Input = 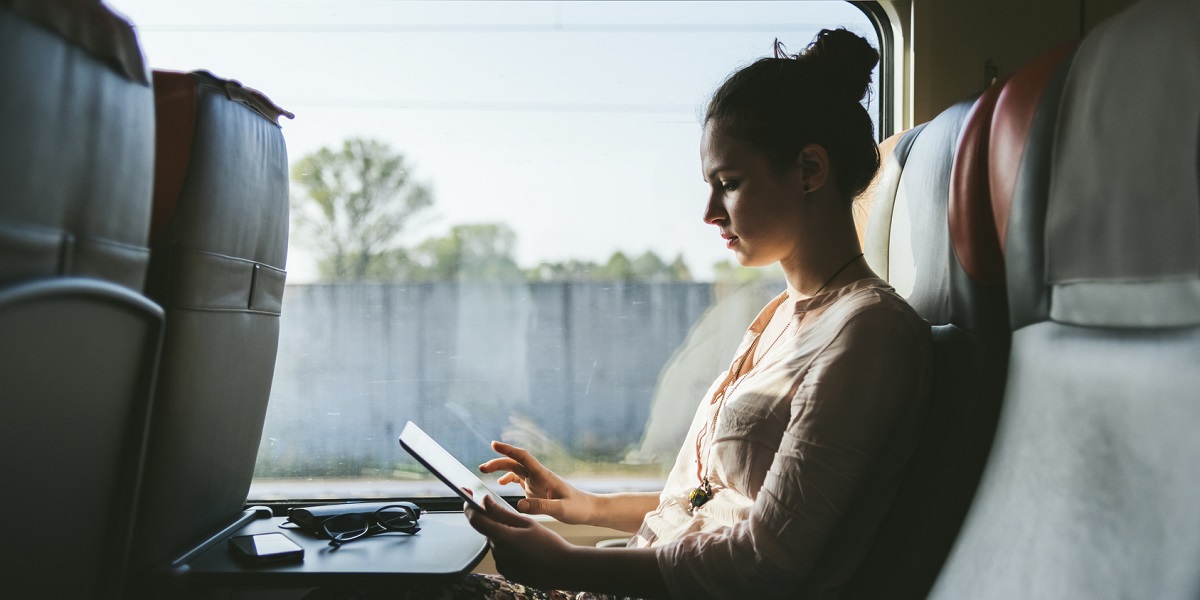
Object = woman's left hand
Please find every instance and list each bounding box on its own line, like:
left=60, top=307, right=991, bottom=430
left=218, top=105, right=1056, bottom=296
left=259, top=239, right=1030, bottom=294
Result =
left=464, top=493, right=579, bottom=590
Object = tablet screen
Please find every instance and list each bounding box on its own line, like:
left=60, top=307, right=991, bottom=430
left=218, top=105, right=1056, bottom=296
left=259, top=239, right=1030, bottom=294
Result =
left=399, top=421, right=515, bottom=513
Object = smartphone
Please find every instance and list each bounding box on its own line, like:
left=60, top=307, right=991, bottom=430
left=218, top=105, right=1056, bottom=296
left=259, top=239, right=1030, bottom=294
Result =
left=228, top=532, right=305, bottom=564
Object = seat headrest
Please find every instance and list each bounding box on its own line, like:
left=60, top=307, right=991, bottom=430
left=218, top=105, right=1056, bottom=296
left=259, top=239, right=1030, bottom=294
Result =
left=949, top=43, right=1076, bottom=293
left=1043, top=0, right=1200, bottom=328
left=874, top=100, right=974, bottom=325
left=862, top=127, right=922, bottom=279
left=989, top=44, right=1074, bottom=256
left=949, top=78, right=1007, bottom=288
left=1, top=0, right=149, bottom=85
left=150, top=69, right=293, bottom=248
left=0, top=2, right=154, bottom=291
left=189, top=70, right=295, bottom=125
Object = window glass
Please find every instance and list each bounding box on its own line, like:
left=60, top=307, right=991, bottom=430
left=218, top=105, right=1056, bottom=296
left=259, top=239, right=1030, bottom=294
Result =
left=107, top=0, right=883, bottom=501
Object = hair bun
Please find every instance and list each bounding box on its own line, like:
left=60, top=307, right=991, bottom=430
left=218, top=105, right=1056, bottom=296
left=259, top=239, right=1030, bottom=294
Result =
left=799, top=28, right=879, bottom=103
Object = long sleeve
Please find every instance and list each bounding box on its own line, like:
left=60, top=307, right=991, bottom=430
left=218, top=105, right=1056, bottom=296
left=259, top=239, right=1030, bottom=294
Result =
left=654, top=302, right=932, bottom=599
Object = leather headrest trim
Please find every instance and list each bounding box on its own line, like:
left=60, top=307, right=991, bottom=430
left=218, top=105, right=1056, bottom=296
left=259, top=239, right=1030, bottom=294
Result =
left=989, top=43, right=1074, bottom=254
left=191, top=70, right=295, bottom=125
left=949, top=79, right=1007, bottom=287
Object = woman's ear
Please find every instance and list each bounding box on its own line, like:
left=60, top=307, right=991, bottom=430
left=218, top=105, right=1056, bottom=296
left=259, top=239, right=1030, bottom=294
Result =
left=795, top=144, right=831, bottom=193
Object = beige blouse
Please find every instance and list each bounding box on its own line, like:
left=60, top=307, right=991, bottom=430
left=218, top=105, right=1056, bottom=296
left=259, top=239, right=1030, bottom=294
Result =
left=631, top=277, right=932, bottom=599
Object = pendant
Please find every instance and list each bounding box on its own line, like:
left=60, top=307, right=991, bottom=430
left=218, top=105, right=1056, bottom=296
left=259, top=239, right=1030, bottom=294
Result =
left=689, top=481, right=713, bottom=508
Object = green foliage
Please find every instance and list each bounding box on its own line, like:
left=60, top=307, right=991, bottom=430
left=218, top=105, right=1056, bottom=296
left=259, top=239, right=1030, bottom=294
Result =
left=291, top=137, right=700, bottom=283
left=526, top=251, right=693, bottom=282
left=669, top=254, right=692, bottom=281
left=712, top=259, right=782, bottom=284
left=387, top=223, right=525, bottom=282
left=290, top=138, right=433, bottom=280
left=601, top=251, right=634, bottom=281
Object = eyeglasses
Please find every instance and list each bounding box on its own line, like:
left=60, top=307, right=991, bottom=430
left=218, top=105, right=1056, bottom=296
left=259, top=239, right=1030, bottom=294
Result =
left=321, top=504, right=421, bottom=547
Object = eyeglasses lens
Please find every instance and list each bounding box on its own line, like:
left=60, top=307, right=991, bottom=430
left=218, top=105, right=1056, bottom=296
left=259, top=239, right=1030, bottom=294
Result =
left=323, top=513, right=371, bottom=543
left=376, top=505, right=419, bottom=532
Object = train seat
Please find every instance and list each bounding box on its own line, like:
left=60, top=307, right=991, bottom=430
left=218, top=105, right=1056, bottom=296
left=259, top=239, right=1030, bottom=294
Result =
left=0, top=0, right=155, bottom=291
left=127, top=69, right=293, bottom=583
left=843, top=87, right=1014, bottom=597
left=0, top=1, right=160, bottom=598
left=928, top=0, right=1200, bottom=597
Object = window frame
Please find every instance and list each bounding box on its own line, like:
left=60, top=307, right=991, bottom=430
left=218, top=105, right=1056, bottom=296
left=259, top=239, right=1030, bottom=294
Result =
left=851, top=1, right=896, bottom=138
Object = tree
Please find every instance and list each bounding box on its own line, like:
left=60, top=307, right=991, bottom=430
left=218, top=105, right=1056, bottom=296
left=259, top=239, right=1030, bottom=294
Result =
left=525, top=259, right=601, bottom=282
left=395, top=223, right=524, bottom=282
left=712, top=259, right=785, bottom=288
left=631, top=250, right=669, bottom=282
left=631, top=250, right=693, bottom=282
left=290, top=138, right=433, bottom=280
left=668, top=253, right=693, bottom=281
left=524, top=251, right=693, bottom=282
left=597, top=251, right=634, bottom=281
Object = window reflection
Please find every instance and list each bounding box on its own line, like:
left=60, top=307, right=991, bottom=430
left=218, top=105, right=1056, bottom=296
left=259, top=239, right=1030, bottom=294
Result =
left=105, top=0, right=881, bottom=500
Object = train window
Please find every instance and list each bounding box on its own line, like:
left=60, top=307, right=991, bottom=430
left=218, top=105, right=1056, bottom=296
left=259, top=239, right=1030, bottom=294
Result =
left=108, top=1, right=887, bottom=502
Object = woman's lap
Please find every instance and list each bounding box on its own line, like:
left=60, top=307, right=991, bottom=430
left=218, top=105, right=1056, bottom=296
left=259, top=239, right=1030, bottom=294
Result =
left=303, top=573, right=628, bottom=600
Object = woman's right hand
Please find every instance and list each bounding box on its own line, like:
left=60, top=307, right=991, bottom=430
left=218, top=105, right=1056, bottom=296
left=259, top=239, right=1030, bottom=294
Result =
left=479, top=441, right=598, bottom=525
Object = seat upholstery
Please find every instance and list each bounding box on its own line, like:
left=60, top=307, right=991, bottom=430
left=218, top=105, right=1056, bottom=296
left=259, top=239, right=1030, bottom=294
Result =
left=929, top=0, right=1200, bottom=597
left=0, top=280, right=162, bottom=598
left=845, top=95, right=1014, bottom=599
left=128, top=70, right=292, bottom=578
left=0, top=0, right=154, bottom=289
left=0, top=2, right=160, bottom=597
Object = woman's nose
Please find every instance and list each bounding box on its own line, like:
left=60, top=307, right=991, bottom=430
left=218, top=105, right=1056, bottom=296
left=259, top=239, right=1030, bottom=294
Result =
left=703, top=191, right=725, bottom=224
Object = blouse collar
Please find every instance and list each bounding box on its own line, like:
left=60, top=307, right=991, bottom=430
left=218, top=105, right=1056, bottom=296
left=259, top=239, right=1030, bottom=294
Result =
left=749, top=276, right=890, bottom=335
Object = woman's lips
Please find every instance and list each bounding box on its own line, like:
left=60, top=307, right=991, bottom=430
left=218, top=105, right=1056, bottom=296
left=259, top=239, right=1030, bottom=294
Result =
left=722, top=234, right=738, bottom=249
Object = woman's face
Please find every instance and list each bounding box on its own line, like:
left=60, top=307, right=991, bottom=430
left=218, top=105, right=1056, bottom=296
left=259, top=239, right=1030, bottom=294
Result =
left=701, top=123, right=808, bottom=268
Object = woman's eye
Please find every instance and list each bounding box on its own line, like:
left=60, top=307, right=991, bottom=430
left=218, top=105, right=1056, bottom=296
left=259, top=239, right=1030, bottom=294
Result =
left=721, top=180, right=740, bottom=192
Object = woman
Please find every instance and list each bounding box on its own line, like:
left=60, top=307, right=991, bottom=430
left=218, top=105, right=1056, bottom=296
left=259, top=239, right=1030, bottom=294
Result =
left=462, top=28, right=931, bottom=599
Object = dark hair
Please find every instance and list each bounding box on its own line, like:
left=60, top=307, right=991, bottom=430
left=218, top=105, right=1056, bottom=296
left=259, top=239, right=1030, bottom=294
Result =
left=704, top=28, right=881, bottom=200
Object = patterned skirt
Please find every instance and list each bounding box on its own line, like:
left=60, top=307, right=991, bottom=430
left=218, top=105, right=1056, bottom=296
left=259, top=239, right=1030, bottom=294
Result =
left=303, top=573, right=634, bottom=600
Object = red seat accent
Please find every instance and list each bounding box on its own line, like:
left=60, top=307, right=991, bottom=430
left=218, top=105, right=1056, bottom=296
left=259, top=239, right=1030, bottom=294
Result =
left=988, top=43, right=1073, bottom=253
left=149, top=71, right=198, bottom=247
left=950, top=78, right=1007, bottom=287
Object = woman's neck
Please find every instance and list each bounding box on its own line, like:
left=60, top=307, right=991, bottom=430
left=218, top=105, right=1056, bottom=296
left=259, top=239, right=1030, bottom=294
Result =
left=781, top=210, right=870, bottom=298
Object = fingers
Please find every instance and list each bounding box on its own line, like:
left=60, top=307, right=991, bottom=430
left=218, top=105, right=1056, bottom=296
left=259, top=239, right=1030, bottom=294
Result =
left=515, top=497, right=563, bottom=520
left=497, top=472, right=525, bottom=487
left=464, top=501, right=501, bottom=537
left=492, top=441, right=543, bottom=470
left=466, top=494, right=529, bottom=536
left=463, top=489, right=490, bottom=532
left=479, top=457, right=529, bottom=479
left=483, top=494, right=529, bottom=527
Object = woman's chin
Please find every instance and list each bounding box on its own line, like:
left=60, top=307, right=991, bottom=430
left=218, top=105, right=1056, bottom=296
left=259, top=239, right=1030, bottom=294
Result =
left=734, top=254, right=771, bottom=269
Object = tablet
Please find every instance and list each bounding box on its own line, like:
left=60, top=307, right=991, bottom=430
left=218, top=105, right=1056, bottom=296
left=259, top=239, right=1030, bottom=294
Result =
left=399, top=421, right=515, bottom=513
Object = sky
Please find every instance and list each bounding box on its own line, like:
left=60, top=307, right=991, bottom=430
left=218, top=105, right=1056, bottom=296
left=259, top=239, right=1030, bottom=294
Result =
left=104, top=1, right=878, bottom=282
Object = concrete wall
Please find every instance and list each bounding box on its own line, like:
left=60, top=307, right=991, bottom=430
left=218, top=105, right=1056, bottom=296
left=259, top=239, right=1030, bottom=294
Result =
left=257, top=281, right=721, bottom=476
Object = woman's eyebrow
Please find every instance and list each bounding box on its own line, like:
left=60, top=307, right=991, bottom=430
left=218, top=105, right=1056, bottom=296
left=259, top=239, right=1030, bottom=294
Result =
left=705, top=165, right=731, bottom=181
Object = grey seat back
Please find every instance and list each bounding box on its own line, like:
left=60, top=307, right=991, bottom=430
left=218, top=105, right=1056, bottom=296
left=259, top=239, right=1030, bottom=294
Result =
left=128, top=70, right=292, bottom=576
left=0, top=2, right=159, bottom=597
left=0, top=0, right=154, bottom=289
left=844, top=95, right=1014, bottom=598
left=929, top=0, right=1200, bottom=597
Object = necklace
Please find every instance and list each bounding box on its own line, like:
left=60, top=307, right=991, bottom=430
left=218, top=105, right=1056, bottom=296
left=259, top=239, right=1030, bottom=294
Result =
left=688, top=252, right=864, bottom=510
